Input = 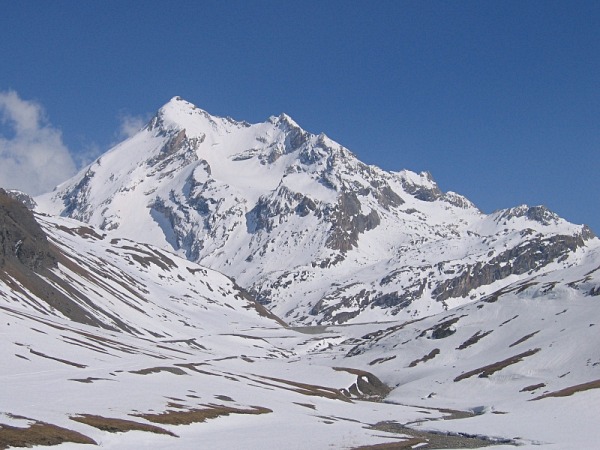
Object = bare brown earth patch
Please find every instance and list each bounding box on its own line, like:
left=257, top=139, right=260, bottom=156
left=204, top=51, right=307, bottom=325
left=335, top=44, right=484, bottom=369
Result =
left=346, top=317, right=428, bottom=357
left=60, top=336, right=112, bottom=355
left=252, top=374, right=352, bottom=402
left=70, top=377, right=114, bottom=384
left=235, top=287, right=289, bottom=327
left=509, top=331, right=540, bottom=348
left=29, top=349, right=87, bottom=368
left=135, top=404, right=272, bottom=425
left=174, top=363, right=221, bottom=376
left=454, top=348, right=541, bottom=382
left=70, top=414, right=176, bottom=436
left=369, top=355, right=397, bottom=365
left=409, top=349, right=440, bottom=367
left=293, top=402, right=317, bottom=410
left=457, top=330, right=493, bottom=350
left=0, top=416, right=96, bottom=449
left=425, top=317, right=463, bottom=339
left=56, top=225, right=104, bottom=240
left=520, top=383, right=546, bottom=392
left=120, top=244, right=177, bottom=272
left=352, top=439, right=430, bottom=449
left=129, top=366, right=188, bottom=375
left=166, top=402, right=188, bottom=410
left=531, top=378, right=600, bottom=400
left=498, top=315, right=519, bottom=327
left=221, top=333, right=268, bottom=341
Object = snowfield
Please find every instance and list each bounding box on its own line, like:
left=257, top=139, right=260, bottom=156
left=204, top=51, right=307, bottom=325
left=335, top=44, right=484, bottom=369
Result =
left=1, top=204, right=599, bottom=448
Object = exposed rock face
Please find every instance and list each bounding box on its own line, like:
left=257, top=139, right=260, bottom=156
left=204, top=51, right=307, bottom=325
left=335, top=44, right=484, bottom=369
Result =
left=146, top=129, right=202, bottom=177
left=6, top=189, right=38, bottom=210
left=247, top=186, right=308, bottom=234
left=325, top=192, right=380, bottom=253
left=61, top=168, right=95, bottom=221
left=0, top=189, right=54, bottom=271
left=496, top=205, right=560, bottom=226
left=432, top=234, right=588, bottom=302
left=581, top=225, right=597, bottom=240
left=399, top=171, right=442, bottom=202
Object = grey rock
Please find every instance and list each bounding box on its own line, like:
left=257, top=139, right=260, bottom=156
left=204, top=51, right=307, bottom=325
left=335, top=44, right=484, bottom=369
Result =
left=0, top=189, right=55, bottom=271
left=433, top=234, right=585, bottom=302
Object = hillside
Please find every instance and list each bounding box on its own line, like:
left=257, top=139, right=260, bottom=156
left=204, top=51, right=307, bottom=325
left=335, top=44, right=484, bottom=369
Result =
left=1, top=188, right=600, bottom=448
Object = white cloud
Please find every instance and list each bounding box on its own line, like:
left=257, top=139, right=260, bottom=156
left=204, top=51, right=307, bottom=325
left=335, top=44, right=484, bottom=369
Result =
left=73, top=141, right=103, bottom=169
left=0, top=91, right=77, bottom=196
left=117, top=113, right=147, bottom=140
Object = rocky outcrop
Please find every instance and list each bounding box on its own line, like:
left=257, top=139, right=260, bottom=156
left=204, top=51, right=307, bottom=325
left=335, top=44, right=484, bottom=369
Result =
left=495, top=205, right=561, bottom=226
left=147, top=129, right=201, bottom=178
left=432, top=234, right=586, bottom=302
left=0, top=189, right=111, bottom=329
left=399, top=171, right=442, bottom=202
left=6, top=190, right=38, bottom=210
left=0, top=189, right=54, bottom=271
left=325, top=192, right=380, bottom=252
left=61, top=168, right=95, bottom=221
left=246, top=186, right=308, bottom=234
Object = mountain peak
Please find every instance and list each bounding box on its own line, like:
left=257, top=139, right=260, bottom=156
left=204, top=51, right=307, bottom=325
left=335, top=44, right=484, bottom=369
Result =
left=169, top=95, right=185, bottom=103
left=278, top=112, right=299, bottom=127
left=159, top=95, right=200, bottom=115
left=147, top=96, right=234, bottom=137
left=158, top=96, right=205, bottom=119
left=34, top=97, right=598, bottom=326
left=267, top=112, right=301, bottom=131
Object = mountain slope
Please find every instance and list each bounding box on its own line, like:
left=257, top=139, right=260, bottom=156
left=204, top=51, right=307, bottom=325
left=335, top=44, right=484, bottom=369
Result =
left=36, top=97, right=598, bottom=325
left=2, top=190, right=600, bottom=448
left=1, top=189, right=282, bottom=337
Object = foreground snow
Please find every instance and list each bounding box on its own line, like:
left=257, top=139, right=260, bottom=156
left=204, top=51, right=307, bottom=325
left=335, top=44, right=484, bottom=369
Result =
left=1, top=213, right=599, bottom=448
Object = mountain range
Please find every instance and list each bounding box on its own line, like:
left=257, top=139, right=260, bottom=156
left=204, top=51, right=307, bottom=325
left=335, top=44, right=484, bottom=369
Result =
left=36, top=96, right=597, bottom=325
left=1, top=97, right=599, bottom=449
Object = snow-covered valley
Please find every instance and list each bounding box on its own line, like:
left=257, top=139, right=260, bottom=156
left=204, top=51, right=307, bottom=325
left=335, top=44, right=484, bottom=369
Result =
left=2, top=204, right=599, bottom=448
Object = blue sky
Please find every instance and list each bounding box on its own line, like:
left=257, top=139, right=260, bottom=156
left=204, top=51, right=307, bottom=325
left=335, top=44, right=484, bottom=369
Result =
left=1, top=1, right=598, bottom=232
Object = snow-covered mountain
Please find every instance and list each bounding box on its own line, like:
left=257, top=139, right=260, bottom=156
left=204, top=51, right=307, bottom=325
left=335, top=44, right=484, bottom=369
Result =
left=2, top=187, right=600, bottom=449
left=36, top=96, right=598, bottom=326
left=2, top=96, right=598, bottom=448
